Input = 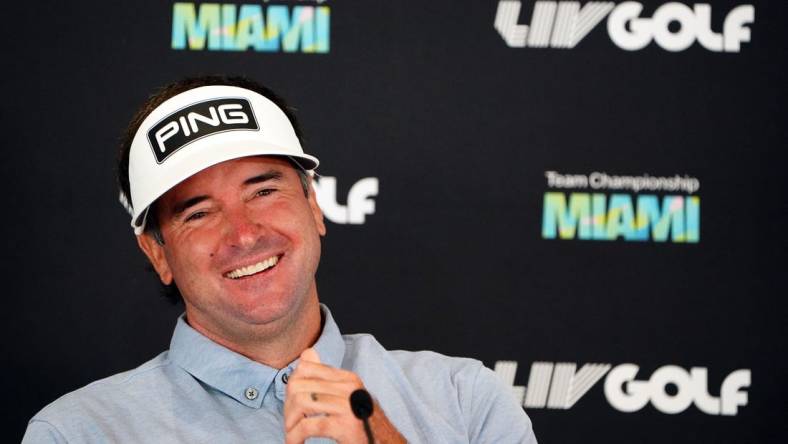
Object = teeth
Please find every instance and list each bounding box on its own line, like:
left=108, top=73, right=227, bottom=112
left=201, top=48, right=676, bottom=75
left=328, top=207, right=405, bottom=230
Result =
left=225, top=256, right=279, bottom=279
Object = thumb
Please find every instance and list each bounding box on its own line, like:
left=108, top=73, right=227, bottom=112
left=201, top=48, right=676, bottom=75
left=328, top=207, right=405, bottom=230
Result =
left=300, top=347, right=322, bottom=364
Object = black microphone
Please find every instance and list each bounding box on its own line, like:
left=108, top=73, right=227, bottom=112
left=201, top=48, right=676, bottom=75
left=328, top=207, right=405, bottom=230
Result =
left=350, top=389, right=375, bottom=444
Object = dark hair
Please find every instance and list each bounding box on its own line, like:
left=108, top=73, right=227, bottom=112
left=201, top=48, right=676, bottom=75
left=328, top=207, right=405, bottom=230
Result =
left=117, top=75, right=309, bottom=304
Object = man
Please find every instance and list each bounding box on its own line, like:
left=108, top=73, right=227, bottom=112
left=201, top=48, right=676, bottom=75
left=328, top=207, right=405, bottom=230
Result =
left=23, top=76, right=537, bottom=443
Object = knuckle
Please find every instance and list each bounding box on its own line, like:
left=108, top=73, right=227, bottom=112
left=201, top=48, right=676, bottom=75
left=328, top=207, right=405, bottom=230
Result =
left=291, top=391, right=305, bottom=405
left=286, top=377, right=303, bottom=392
left=316, top=419, right=330, bottom=436
left=346, top=371, right=362, bottom=385
left=345, top=380, right=362, bottom=392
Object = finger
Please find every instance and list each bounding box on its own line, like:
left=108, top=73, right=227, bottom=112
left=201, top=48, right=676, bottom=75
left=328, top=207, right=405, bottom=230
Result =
left=283, top=391, right=349, bottom=431
left=285, top=415, right=332, bottom=444
left=291, top=359, right=362, bottom=383
left=286, top=378, right=361, bottom=399
left=285, top=413, right=363, bottom=444
left=300, top=347, right=321, bottom=364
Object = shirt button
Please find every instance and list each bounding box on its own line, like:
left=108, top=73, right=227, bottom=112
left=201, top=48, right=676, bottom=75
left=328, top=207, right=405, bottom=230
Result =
left=282, top=373, right=289, bottom=384
left=245, top=387, right=259, bottom=400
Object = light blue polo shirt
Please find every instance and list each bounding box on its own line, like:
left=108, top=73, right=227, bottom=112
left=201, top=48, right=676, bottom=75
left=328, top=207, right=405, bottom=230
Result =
left=23, top=305, right=536, bottom=443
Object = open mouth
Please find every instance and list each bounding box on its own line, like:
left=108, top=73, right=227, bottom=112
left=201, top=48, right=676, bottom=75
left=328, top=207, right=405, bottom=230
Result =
left=224, top=255, right=281, bottom=279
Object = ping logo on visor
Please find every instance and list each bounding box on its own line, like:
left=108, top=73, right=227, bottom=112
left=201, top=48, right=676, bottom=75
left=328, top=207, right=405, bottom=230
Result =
left=147, top=97, right=259, bottom=163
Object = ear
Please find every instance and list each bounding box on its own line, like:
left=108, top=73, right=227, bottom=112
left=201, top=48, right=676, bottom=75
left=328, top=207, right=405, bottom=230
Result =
left=307, top=177, right=326, bottom=237
left=136, top=234, right=174, bottom=285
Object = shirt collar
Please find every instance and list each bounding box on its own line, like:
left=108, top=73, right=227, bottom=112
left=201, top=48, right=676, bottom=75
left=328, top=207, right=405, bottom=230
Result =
left=169, top=303, right=346, bottom=407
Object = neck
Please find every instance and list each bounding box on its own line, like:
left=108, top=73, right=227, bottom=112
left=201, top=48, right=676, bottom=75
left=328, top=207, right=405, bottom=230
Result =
left=184, top=291, right=323, bottom=369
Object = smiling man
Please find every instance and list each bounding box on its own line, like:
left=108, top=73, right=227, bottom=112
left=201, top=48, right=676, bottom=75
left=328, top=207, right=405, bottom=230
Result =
left=22, top=76, right=537, bottom=443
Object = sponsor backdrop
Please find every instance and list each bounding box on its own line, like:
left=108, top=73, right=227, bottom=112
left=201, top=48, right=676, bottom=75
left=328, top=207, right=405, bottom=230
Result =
left=4, top=0, right=786, bottom=442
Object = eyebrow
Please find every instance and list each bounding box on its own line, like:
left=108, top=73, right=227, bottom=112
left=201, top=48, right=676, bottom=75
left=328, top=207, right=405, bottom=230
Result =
left=243, top=170, right=283, bottom=186
left=171, top=195, right=210, bottom=217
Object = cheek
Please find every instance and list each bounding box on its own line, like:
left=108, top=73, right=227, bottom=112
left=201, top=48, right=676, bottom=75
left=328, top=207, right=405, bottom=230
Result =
left=165, top=233, right=220, bottom=276
left=284, top=211, right=322, bottom=246
left=285, top=209, right=323, bottom=261
left=258, top=201, right=308, bottom=236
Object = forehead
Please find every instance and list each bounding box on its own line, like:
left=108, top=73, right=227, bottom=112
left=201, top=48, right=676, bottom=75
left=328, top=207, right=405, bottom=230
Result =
left=161, top=156, right=297, bottom=202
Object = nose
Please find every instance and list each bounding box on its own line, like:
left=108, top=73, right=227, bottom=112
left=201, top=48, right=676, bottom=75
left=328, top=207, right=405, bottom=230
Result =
left=222, top=205, right=263, bottom=249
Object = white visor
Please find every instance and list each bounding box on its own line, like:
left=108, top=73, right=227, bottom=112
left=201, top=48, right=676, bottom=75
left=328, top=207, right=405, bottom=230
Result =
left=126, top=85, right=319, bottom=235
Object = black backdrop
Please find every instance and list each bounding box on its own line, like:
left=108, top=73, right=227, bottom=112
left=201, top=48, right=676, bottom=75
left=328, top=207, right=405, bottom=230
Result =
left=4, top=1, right=787, bottom=442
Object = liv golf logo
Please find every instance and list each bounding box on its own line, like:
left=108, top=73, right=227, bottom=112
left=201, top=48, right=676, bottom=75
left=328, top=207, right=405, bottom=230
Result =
left=541, top=171, right=700, bottom=243
left=494, top=1, right=754, bottom=52
left=495, top=361, right=751, bottom=415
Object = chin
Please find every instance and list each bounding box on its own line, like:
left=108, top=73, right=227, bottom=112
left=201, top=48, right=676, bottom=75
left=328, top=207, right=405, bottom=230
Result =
left=227, top=291, right=303, bottom=325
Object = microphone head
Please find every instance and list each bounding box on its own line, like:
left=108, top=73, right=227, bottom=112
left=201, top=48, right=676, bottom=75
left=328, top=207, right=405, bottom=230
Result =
left=350, top=389, right=374, bottom=419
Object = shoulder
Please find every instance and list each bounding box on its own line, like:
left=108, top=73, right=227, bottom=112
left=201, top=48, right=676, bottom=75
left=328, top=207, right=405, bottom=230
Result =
left=25, top=352, right=174, bottom=439
left=342, top=333, right=492, bottom=413
left=343, top=332, right=484, bottom=378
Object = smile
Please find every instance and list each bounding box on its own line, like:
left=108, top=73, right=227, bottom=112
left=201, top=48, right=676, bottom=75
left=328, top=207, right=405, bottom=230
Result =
left=224, top=255, right=280, bottom=279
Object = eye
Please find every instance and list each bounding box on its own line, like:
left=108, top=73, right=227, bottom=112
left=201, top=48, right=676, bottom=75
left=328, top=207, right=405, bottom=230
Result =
left=255, top=188, right=276, bottom=197
left=184, top=211, right=208, bottom=222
